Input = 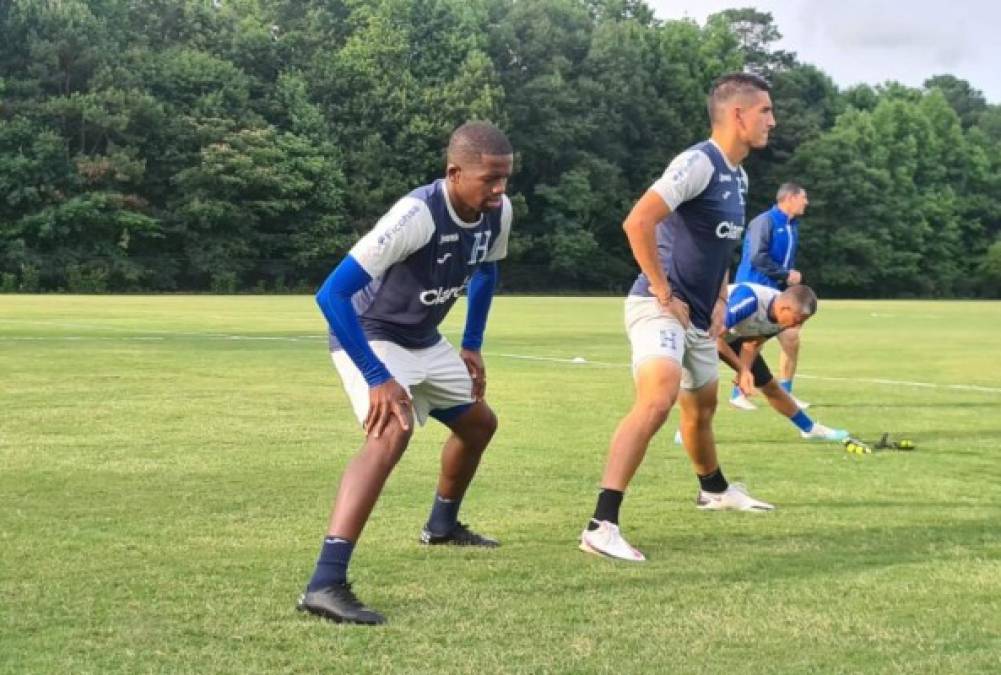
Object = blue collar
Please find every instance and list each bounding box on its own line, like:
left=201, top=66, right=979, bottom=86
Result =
left=770, top=205, right=797, bottom=227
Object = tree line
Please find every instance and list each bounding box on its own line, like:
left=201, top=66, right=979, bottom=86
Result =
left=2, top=0, right=1000, bottom=297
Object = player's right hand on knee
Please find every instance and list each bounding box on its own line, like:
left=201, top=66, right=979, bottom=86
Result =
left=365, top=379, right=411, bottom=438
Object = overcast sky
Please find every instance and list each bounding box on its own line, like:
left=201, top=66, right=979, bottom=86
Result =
left=648, top=0, right=1001, bottom=103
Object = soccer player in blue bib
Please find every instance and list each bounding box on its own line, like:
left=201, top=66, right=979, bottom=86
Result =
left=581, top=73, right=777, bottom=563
left=732, top=182, right=810, bottom=410
left=298, top=122, right=513, bottom=624
left=719, top=282, right=849, bottom=442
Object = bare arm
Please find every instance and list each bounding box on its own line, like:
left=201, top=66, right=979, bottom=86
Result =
left=709, top=270, right=729, bottom=338
left=623, top=191, right=690, bottom=325
left=623, top=190, right=671, bottom=304
left=717, top=335, right=744, bottom=373
left=717, top=336, right=766, bottom=396
left=739, top=338, right=765, bottom=369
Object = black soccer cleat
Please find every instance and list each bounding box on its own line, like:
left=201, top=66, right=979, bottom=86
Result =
left=419, top=522, right=499, bottom=547
left=297, top=583, right=385, bottom=625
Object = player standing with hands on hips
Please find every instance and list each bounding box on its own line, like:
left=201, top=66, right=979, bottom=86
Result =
left=299, top=122, right=513, bottom=624
left=581, top=73, right=778, bottom=563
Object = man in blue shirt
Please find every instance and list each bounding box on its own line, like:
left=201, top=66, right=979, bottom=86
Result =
left=580, top=73, right=777, bottom=564
left=299, top=122, right=513, bottom=625
left=732, top=182, right=810, bottom=410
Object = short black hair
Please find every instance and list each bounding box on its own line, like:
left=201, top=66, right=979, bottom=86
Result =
left=447, top=121, right=513, bottom=165
left=785, top=284, right=818, bottom=317
left=776, top=182, right=805, bottom=202
left=707, top=72, right=771, bottom=124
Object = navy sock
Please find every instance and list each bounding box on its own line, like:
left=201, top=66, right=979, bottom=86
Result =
left=698, top=468, right=728, bottom=494
left=589, top=488, right=624, bottom=529
left=779, top=379, right=793, bottom=394
left=790, top=410, right=813, bottom=433
left=427, top=493, right=462, bottom=535
left=307, top=537, right=354, bottom=591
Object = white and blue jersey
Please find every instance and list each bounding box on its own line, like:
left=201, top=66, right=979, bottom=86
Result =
left=317, top=179, right=511, bottom=386
left=724, top=282, right=782, bottom=341
left=735, top=205, right=798, bottom=289
left=629, top=140, right=748, bottom=330
left=337, top=180, right=511, bottom=350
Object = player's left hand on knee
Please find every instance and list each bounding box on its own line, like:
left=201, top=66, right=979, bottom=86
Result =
left=460, top=349, right=487, bottom=401
left=365, top=378, right=411, bottom=438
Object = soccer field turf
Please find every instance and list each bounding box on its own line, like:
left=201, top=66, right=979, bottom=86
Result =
left=2, top=295, right=1000, bottom=673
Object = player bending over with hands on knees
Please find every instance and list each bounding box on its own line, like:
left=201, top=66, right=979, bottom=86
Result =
left=718, top=282, right=848, bottom=442
left=298, top=121, right=513, bottom=625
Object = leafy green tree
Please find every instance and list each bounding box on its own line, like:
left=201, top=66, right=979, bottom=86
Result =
left=842, top=84, right=880, bottom=112
left=0, top=0, right=997, bottom=296
left=0, top=116, right=159, bottom=290
left=979, top=237, right=1001, bottom=297
left=789, top=89, right=985, bottom=296
left=924, top=75, right=988, bottom=129
left=169, top=126, right=347, bottom=289
left=706, top=8, right=795, bottom=77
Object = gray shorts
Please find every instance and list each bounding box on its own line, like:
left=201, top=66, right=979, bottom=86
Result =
left=624, top=296, right=719, bottom=390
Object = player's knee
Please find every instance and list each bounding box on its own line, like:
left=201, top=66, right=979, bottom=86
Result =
left=692, top=402, right=717, bottom=423
left=369, top=426, right=413, bottom=467
left=636, top=397, right=674, bottom=431
left=480, top=407, right=498, bottom=440
left=760, top=379, right=781, bottom=396
left=781, top=333, right=800, bottom=351
left=450, top=404, right=497, bottom=452
left=395, top=423, right=415, bottom=447
left=682, top=400, right=717, bottom=425
left=467, top=406, right=498, bottom=451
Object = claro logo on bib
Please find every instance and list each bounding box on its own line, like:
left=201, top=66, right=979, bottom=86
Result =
left=715, top=221, right=744, bottom=240
left=419, top=276, right=470, bottom=306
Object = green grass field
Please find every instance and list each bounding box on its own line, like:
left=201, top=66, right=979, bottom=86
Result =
left=2, top=295, right=1001, bottom=674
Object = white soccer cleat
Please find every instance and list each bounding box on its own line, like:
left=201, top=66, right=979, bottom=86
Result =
left=790, top=395, right=811, bottom=410
left=696, top=482, right=775, bottom=512
left=674, top=429, right=683, bottom=445
left=801, top=423, right=849, bottom=442
left=579, top=520, right=646, bottom=562
left=728, top=393, right=758, bottom=411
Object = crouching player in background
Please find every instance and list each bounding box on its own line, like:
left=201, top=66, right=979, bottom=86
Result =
left=719, top=282, right=849, bottom=442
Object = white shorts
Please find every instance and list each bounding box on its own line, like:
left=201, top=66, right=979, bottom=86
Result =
left=331, top=338, right=474, bottom=427
left=625, top=296, right=719, bottom=391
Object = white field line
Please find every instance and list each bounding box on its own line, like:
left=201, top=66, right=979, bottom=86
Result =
left=792, top=374, right=1001, bottom=394
left=486, top=352, right=1001, bottom=395
left=0, top=318, right=325, bottom=340
left=488, top=352, right=623, bottom=368
left=0, top=318, right=232, bottom=336
left=0, top=335, right=325, bottom=341
left=1, top=330, right=998, bottom=395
